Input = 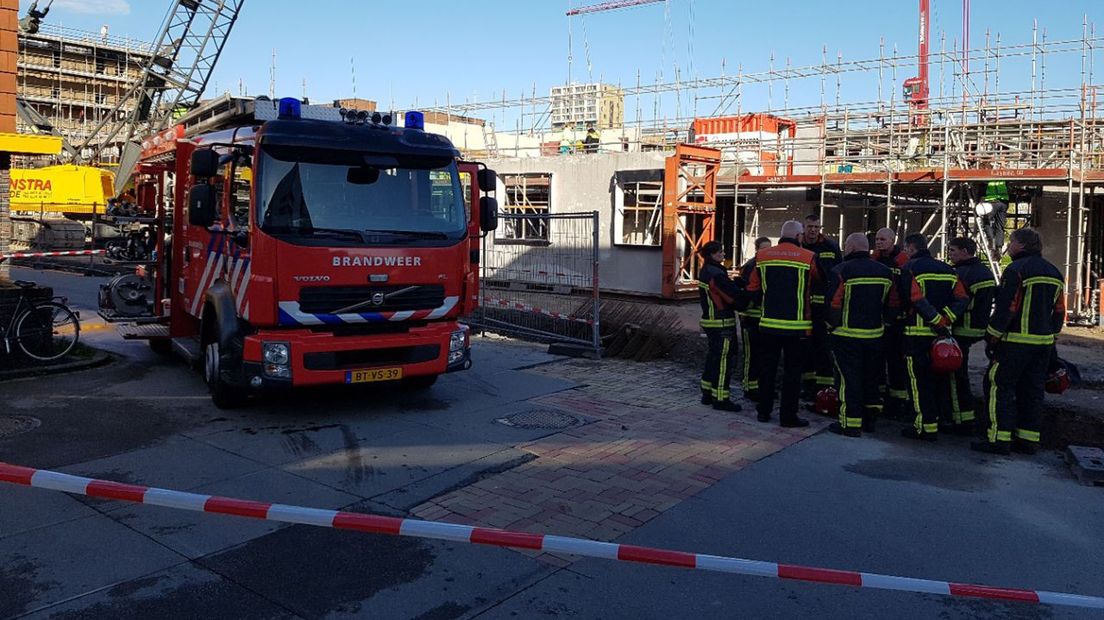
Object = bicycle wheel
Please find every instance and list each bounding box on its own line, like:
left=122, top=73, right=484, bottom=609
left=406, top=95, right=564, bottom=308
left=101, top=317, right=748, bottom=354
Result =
left=15, top=301, right=80, bottom=361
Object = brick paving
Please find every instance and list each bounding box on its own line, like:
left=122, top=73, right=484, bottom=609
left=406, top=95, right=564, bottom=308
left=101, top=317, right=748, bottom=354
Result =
left=410, top=357, right=827, bottom=564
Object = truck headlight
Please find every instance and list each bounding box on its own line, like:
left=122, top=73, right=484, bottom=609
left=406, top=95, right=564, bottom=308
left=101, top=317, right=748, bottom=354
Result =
left=449, top=327, right=469, bottom=352
left=263, top=342, right=289, bottom=365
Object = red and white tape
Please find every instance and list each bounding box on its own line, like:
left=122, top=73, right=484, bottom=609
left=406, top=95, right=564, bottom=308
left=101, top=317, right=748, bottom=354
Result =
left=483, top=296, right=594, bottom=326
left=1, top=462, right=1100, bottom=610
left=0, top=250, right=104, bottom=261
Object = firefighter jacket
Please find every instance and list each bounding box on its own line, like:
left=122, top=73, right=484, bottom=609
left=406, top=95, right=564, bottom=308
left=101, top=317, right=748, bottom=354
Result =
left=986, top=249, right=1065, bottom=345
left=952, top=256, right=997, bottom=338
left=873, top=246, right=909, bottom=276
left=746, top=238, right=820, bottom=335
left=825, top=251, right=900, bottom=339
left=735, top=256, right=761, bottom=321
left=802, top=234, right=842, bottom=306
left=900, top=248, right=970, bottom=337
left=698, top=257, right=742, bottom=329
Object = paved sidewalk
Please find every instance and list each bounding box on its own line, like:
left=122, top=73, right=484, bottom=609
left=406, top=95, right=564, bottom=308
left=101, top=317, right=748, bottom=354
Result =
left=412, top=357, right=827, bottom=565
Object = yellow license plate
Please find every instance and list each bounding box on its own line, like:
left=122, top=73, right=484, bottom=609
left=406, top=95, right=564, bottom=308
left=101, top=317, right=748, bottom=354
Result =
left=346, top=367, right=403, bottom=383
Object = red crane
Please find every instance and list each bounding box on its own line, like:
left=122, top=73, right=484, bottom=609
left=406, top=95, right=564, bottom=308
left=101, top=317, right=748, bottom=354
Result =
left=566, top=0, right=664, bottom=16
left=904, top=0, right=931, bottom=124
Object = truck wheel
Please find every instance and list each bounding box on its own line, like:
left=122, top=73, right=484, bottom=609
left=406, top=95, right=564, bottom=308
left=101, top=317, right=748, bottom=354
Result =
left=204, top=337, right=246, bottom=409
left=401, top=375, right=438, bottom=391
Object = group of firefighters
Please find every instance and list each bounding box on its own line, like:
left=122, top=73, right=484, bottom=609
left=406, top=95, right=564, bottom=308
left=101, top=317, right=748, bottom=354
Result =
left=697, top=214, right=1066, bottom=455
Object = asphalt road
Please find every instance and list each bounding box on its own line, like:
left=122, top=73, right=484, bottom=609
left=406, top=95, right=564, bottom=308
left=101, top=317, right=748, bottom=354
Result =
left=1, top=268, right=1101, bottom=619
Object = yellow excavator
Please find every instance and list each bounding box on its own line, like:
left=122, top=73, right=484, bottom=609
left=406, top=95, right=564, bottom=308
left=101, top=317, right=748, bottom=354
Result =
left=9, top=165, right=116, bottom=250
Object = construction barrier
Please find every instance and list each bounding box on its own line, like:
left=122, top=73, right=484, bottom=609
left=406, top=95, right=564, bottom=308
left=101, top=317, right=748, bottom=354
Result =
left=0, top=462, right=1101, bottom=610
left=0, top=249, right=104, bottom=263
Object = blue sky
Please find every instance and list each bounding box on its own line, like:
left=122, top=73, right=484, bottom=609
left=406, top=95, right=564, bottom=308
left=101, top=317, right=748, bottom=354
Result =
left=24, top=1, right=1104, bottom=126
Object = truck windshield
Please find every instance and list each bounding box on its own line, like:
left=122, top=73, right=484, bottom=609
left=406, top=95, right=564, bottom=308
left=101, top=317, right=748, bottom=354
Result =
left=257, top=145, right=467, bottom=246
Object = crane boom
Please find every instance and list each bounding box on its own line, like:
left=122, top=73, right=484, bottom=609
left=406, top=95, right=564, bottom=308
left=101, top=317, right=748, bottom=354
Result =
left=566, top=0, right=664, bottom=17
left=75, top=0, right=245, bottom=195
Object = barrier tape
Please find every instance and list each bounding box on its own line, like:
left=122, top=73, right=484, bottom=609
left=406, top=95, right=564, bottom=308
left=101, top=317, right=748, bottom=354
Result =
left=1, top=462, right=1100, bottom=610
left=483, top=296, right=595, bottom=326
left=0, top=250, right=104, bottom=262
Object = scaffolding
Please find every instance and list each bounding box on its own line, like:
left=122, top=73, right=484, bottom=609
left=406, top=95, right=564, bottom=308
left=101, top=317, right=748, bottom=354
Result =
left=428, top=19, right=1104, bottom=320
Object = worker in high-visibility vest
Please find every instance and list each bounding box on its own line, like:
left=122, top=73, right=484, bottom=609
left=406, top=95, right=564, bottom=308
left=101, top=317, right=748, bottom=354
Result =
left=697, top=241, right=744, bottom=412
left=975, top=228, right=1065, bottom=455
left=735, top=236, right=772, bottom=403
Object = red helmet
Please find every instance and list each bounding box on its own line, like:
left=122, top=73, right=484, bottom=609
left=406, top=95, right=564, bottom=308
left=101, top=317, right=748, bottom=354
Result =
left=930, top=337, right=963, bottom=375
left=815, top=387, right=839, bottom=416
left=1045, top=366, right=1071, bottom=394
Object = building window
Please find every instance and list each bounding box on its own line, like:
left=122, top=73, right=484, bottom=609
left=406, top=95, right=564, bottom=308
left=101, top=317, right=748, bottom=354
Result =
left=95, top=93, right=106, bottom=104
left=615, top=178, right=663, bottom=246
left=51, top=87, right=60, bottom=100
left=498, top=173, right=551, bottom=243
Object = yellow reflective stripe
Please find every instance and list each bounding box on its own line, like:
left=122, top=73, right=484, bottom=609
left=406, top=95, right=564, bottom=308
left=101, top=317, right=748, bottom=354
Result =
left=906, top=356, right=923, bottom=432
left=950, top=374, right=962, bottom=424
left=1003, top=332, right=1055, bottom=345
left=994, top=430, right=1012, bottom=441
left=922, top=423, right=939, bottom=433
left=1022, top=276, right=1064, bottom=289
left=759, top=260, right=811, bottom=270
left=700, top=318, right=738, bottom=328
left=905, top=326, right=936, bottom=336
left=987, top=362, right=1000, bottom=443
left=953, top=327, right=986, bottom=337
left=797, top=267, right=807, bottom=317
left=833, top=355, right=848, bottom=427
left=835, top=327, right=884, bottom=339
left=1021, top=283, right=1033, bottom=336
left=889, top=389, right=909, bottom=400
left=986, top=325, right=1004, bottom=339
left=970, top=280, right=996, bottom=293
left=942, top=307, right=958, bottom=322
left=716, top=336, right=731, bottom=400
left=1016, top=428, right=1040, bottom=442
left=810, top=294, right=826, bottom=304
left=701, top=380, right=713, bottom=390
left=915, top=274, right=959, bottom=283
left=742, top=327, right=752, bottom=389
left=760, top=317, right=812, bottom=330
left=816, top=375, right=834, bottom=386
left=819, top=251, right=838, bottom=259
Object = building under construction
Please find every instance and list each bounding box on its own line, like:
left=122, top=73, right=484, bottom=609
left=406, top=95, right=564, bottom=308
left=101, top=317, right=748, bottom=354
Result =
left=443, top=5, right=1103, bottom=324
left=16, top=23, right=153, bottom=164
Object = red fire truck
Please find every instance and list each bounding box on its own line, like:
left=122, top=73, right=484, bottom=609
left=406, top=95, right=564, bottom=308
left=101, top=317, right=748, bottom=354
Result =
left=100, top=98, right=498, bottom=407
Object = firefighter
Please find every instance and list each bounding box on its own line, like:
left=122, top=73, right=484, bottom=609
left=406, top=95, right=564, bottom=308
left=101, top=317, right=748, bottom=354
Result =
left=872, top=227, right=910, bottom=419
left=800, top=213, right=842, bottom=395
left=735, top=236, right=772, bottom=403
left=947, top=237, right=997, bottom=434
left=746, top=221, right=817, bottom=428
left=826, top=233, right=899, bottom=437
left=974, top=228, right=1065, bottom=455
left=697, top=240, right=743, bottom=412
left=899, top=233, right=970, bottom=441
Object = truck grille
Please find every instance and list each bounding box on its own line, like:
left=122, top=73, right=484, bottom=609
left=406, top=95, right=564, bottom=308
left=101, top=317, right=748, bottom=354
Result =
left=303, top=344, right=441, bottom=371
left=299, top=285, right=445, bottom=314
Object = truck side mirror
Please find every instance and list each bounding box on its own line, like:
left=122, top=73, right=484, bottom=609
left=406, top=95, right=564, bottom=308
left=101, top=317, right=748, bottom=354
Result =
left=479, top=196, right=498, bottom=232
left=188, top=184, right=218, bottom=227
left=477, top=168, right=497, bottom=193
left=191, top=149, right=219, bottom=178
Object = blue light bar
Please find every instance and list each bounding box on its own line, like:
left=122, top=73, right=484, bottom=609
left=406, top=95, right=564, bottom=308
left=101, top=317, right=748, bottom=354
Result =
left=278, top=97, right=302, bottom=120
left=405, top=111, right=425, bottom=130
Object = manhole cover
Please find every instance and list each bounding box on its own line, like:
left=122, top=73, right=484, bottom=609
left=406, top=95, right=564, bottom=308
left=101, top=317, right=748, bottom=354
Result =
left=0, top=416, right=41, bottom=439
left=495, top=409, right=583, bottom=430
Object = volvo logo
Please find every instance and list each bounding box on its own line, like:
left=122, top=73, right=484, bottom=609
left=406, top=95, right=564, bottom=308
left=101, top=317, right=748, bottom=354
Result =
left=293, top=275, right=331, bottom=283
left=371, top=293, right=386, bottom=305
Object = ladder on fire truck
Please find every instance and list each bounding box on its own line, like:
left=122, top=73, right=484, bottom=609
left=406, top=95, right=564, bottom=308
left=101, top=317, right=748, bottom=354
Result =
left=71, top=0, right=245, bottom=195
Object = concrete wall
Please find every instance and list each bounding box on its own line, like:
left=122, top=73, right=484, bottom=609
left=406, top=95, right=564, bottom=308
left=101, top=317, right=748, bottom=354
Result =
left=485, top=152, right=669, bottom=296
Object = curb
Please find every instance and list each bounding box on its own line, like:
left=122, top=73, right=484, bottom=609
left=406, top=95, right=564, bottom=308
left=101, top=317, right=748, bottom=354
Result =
left=0, top=462, right=1101, bottom=610
left=0, top=349, right=113, bottom=381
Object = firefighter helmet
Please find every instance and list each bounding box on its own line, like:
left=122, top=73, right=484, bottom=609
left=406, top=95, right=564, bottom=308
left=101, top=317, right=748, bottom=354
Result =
left=1045, top=365, right=1072, bottom=394
left=815, top=387, right=839, bottom=416
left=930, top=337, right=963, bottom=375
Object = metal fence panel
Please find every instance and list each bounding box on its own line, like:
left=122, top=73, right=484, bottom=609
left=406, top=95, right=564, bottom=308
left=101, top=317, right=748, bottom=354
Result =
left=473, top=212, right=600, bottom=354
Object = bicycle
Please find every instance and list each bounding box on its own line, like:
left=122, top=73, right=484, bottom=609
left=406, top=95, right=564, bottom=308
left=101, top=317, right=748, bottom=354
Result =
left=1, top=280, right=81, bottom=361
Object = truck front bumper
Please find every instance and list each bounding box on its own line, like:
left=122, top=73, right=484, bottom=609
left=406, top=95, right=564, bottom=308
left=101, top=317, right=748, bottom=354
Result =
left=239, top=322, right=470, bottom=389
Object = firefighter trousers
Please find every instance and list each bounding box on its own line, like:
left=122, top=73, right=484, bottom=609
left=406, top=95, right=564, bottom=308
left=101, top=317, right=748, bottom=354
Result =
left=950, top=337, right=981, bottom=425
left=740, top=320, right=762, bottom=396
left=803, top=305, right=835, bottom=390
left=757, top=331, right=806, bottom=422
left=982, top=342, right=1049, bottom=445
left=905, top=336, right=954, bottom=434
left=830, top=335, right=884, bottom=429
left=880, top=325, right=909, bottom=415
left=701, top=326, right=739, bottom=401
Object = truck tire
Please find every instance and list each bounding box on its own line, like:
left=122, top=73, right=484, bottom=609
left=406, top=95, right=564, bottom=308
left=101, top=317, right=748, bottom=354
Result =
left=203, top=334, right=247, bottom=409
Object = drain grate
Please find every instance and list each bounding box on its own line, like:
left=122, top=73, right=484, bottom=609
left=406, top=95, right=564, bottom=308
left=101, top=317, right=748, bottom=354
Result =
left=495, top=409, right=583, bottom=430
left=0, top=416, right=41, bottom=439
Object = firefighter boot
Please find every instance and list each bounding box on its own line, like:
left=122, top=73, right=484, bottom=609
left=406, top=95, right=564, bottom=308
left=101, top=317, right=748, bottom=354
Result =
left=828, top=422, right=861, bottom=438
left=713, top=399, right=742, bottom=413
